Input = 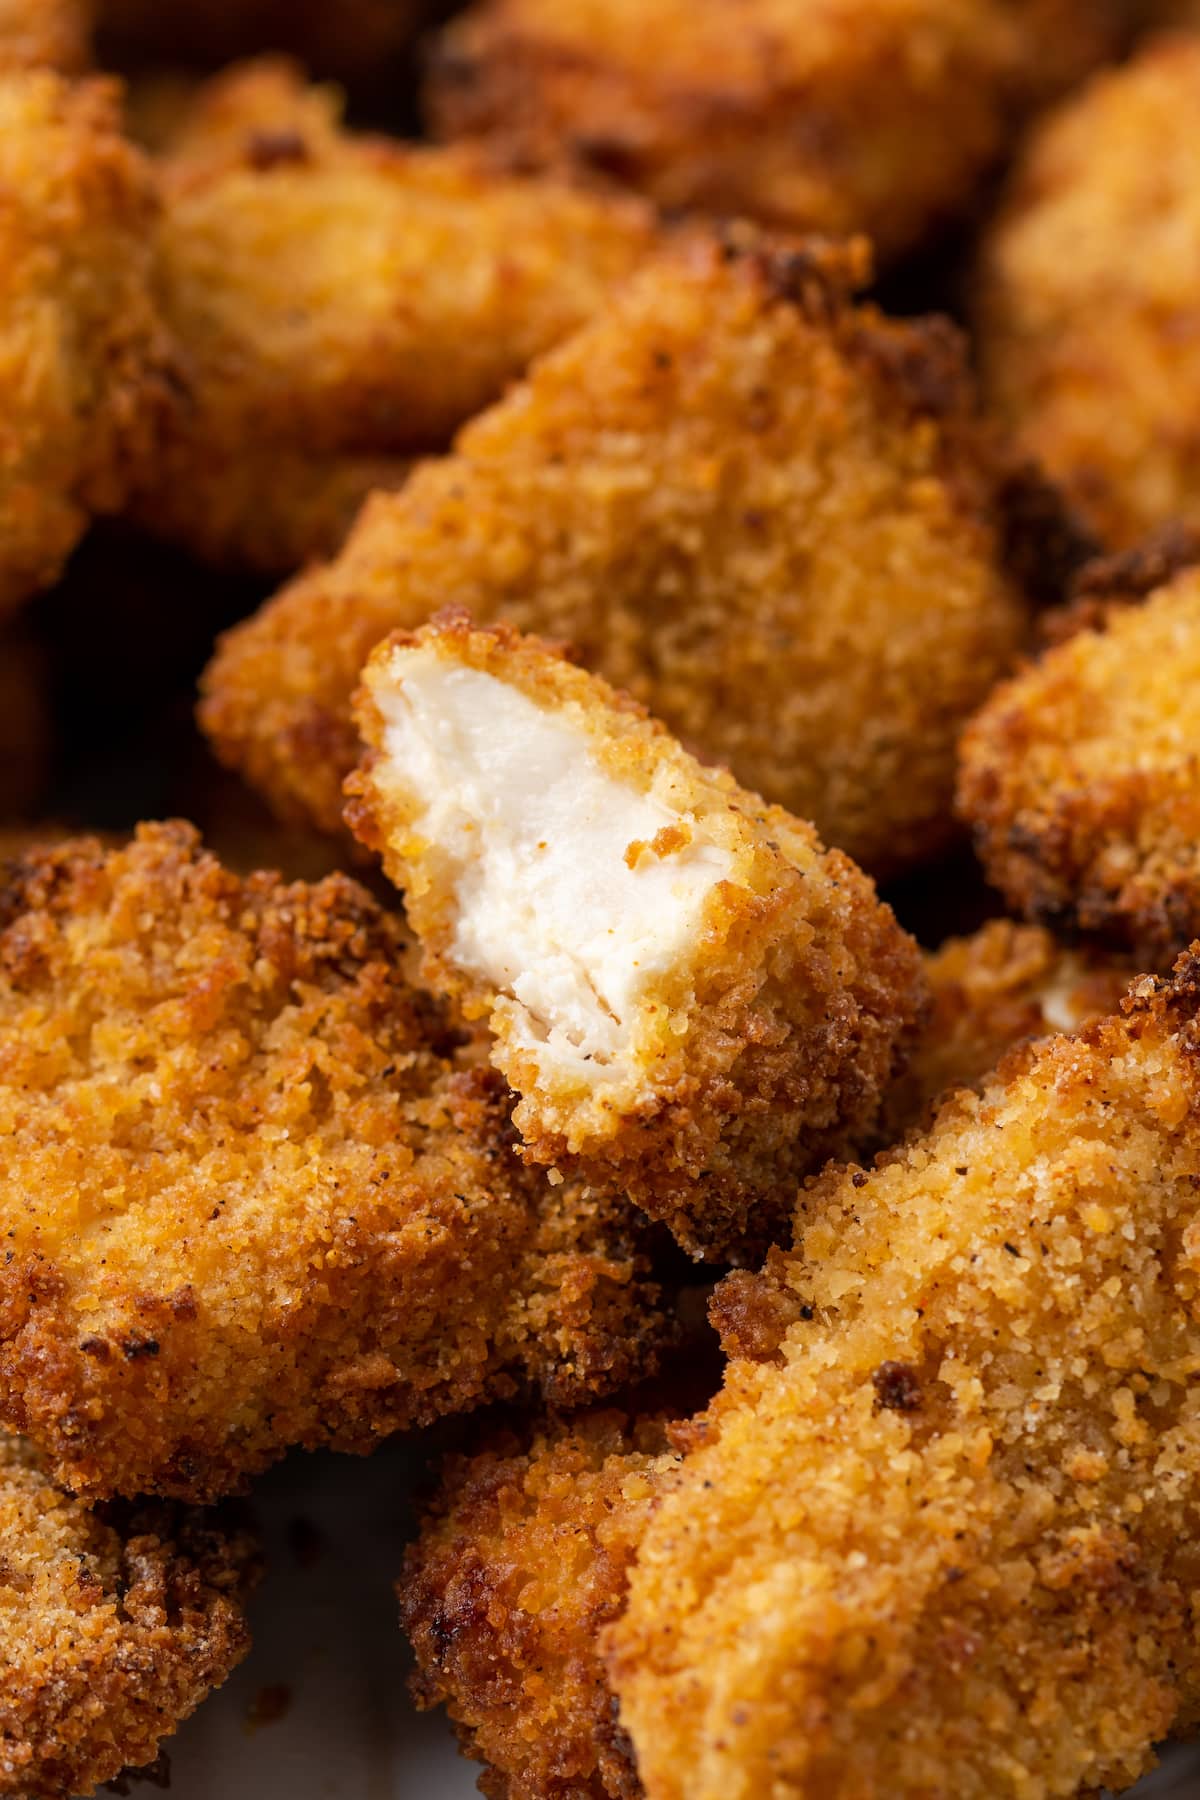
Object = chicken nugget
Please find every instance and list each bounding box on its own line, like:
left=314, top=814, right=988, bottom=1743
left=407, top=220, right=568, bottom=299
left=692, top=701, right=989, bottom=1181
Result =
left=201, top=231, right=1029, bottom=877
left=0, top=0, right=90, bottom=69
left=0, top=1432, right=256, bottom=1799
left=402, top=1410, right=681, bottom=1800
left=958, top=549, right=1200, bottom=960
left=975, top=32, right=1200, bottom=550
left=347, top=612, right=926, bottom=1261
left=882, top=916, right=1132, bottom=1137
left=127, top=57, right=657, bottom=574
left=0, top=821, right=664, bottom=1501
left=0, top=69, right=169, bottom=614
left=426, top=0, right=1128, bottom=262
left=607, top=956, right=1200, bottom=1798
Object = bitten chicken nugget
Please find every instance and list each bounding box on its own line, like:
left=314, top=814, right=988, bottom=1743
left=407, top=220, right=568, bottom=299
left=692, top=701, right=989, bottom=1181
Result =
left=347, top=612, right=926, bottom=1262
left=883, top=917, right=1132, bottom=1136
left=201, top=231, right=1029, bottom=877
left=976, top=32, right=1200, bottom=550
left=426, top=0, right=1128, bottom=262
left=0, top=69, right=169, bottom=614
left=0, top=1432, right=256, bottom=1799
left=0, top=0, right=90, bottom=69
left=0, top=822, right=664, bottom=1501
left=609, top=956, right=1200, bottom=1798
left=958, top=551, right=1200, bottom=960
left=128, top=57, right=657, bottom=573
left=402, top=1410, right=681, bottom=1800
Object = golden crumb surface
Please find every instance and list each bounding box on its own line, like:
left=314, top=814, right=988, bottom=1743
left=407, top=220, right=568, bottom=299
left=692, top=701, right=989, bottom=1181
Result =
left=402, top=1411, right=681, bottom=1800
left=349, top=612, right=927, bottom=1263
left=0, top=0, right=91, bottom=69
left=882, top=917, right=1132, bottom=1138
left=202, top=231, right=1028, bottom=879
left=976, top=31, right=1200, bottom=550
left=958, top=558, right=1200, bottom=960
left=0, top=68, right=170, bottom=614
left=0, top=821, right=664, bottom=1501
left=0, top=1431, right=257, bottom=1799
left=129, top=57, right=657, bottom=574
left=426, top=0, right=1126, bottom=261
left=612, top=958, right=1200, bottom=1797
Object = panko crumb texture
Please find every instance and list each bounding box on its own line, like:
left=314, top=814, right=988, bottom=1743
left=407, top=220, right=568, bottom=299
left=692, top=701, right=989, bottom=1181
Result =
left=350, top=611, right=928, bottom=1264
left=958, top=555, right=1200, bottom=962
left=201, top=228, right=1029, bottom=880
left=0, top=1431, right=257, bottom=1800
left=0, top=821, right=665, bottom=1501
left=613, top=956, right=1200, bottom=1797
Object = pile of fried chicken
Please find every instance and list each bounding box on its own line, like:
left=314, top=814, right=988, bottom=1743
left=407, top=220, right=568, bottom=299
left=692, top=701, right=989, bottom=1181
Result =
left=6, top=1, right=1200, bottom=1795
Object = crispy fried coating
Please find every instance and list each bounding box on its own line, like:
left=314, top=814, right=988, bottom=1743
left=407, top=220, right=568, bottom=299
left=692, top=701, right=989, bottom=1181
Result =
left=610, top=958, right=1200, bottom=1797
left=349, top=613, right=927, bottom=1262
left=0, top=1431, right=256, bottom=1799
left=975, top=32, right=1200, bottom=550
left=0, top=69, right=169, bottom=614
left=883, top=917, right=1132, bottom=1137
left=958, top=556, right=1200, bottom=960
left=201, top=231, right=1028, bottom=877
left=0, top=822, right=664, bottom=1501
left=426, top=0, right=1127, bottom=262
left=126, top=58, right=657, bottom=574
left=403, top=1410, right=680, bottom=1800
left=0, top=0, right=90, bottom=69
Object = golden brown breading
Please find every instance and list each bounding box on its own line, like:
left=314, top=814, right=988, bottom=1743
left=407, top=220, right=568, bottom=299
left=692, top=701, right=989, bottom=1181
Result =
left=882, top=917, right=1132, bottom=1137
left=201, top=231, right=1029, bottom=878
left=975, top=32, right=1200, bottom=550
left=348, top=612, right=926, bottom=1262
left=126, top=57, right=657, bottom=574
left=610, top=957, right=1200, bottom=1798
left=0, top=1432, right=256, bottom=1799
left=0, top=0, right=90, bottom=69
left=426, top=0, right=1128, bottom=262
left=0, top=69, right=170, bottom=614
left=958, top=556, right=1200, bottom=960
left=0, top=822, right=665, bottom=1501
left=96, top=0, right=423, bottom=89
left=402, top=1410, right=680, bottom=1800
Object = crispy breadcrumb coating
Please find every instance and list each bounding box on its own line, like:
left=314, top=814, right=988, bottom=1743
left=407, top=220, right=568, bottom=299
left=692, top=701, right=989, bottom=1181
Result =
left=0, top=822, right=665, bottom=1501
left=883, top=917, right=1132, bottom=1137
left=0, top=0, right=90, bottom=69
left=613, top=959, right=1200, bottom=1798
left=976, top=32, right=1200, bottom=550
left=126, top=58, right=657, bottom=574
left=0, top=69, right=170, bottom=614
left=0, top=1431, right=257, bottom=1799
left=426, top=0, right=1127, bottom=262
left=201, top=231, right=1028, bottom=878
left=403, top=1410, right=680, bottom=1800
left=349, top=613, right=927, bottom=1262
left=958, top=554, right=1200, bottom=960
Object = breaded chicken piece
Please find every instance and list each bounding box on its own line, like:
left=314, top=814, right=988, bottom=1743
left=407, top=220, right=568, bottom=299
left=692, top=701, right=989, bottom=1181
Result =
left=348, top=613, right=926, bottom=1262
left=201, top=231, right=1029, bottom=877
left=975, top=32, right=1200, bottom=550
left=125, top=58, right=656, bottom=574
left=958, top=549, right=1200, bottom=960
left=0, top=0, right=90, bottom=69
left=608, top=957, right=1200, bottom=1798
left=883, top=917, right=1132, bottom=1136
left=96, top=0, right=423, bottom=90
left=403, top=1410, right=681, bottom=1800
left=0, top=69, right=169, bottom=614
left=0, top=822, right=664, bottom=1501
left=426, top=0, right=1130, bottom=262
left=0, top=1432, right=256, bottom=1799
